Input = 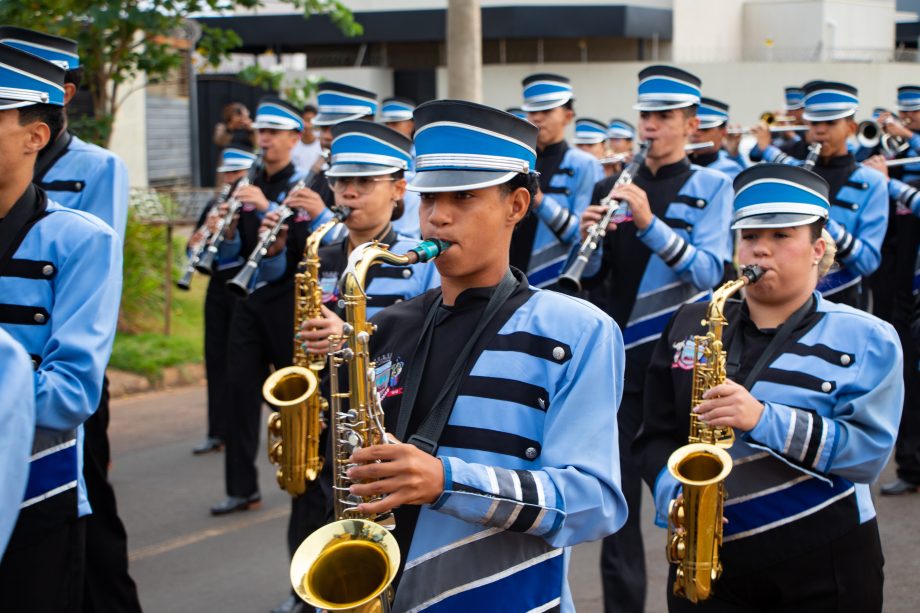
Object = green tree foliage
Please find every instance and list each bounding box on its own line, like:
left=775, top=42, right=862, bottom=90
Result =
left=0, top=1, right=362, bottom=146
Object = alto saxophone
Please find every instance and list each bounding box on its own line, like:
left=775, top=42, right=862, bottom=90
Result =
left=290, top=238, right=450, bottom=613
left=666, top=264, right=764, bottom=603
left=263, top=207, right=349, bottom=496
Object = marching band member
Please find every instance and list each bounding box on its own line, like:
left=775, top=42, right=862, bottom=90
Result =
left=516, top=73, right=602, bottom=287
left=0, top=330, right=35, bottom=558
left=380, top=96, right=422, bottom=238
left=211, top=96, right=322, bottom=517
left=574, top=117, right=612, bottom=172
left=345, top=98, right=627, bottom=612
left=688, top=97, right=744, bottom=180
left=876, top=86, right=920, bottom=182
left=635, top=164, right=902, bottom=612
left=577, top=65, right=734, bottom=613
left=189, top=147, right=257, bottom=456
left=0, top=26, right=139, bottom=613
left=859, top=157, right=920, bottom=497
left=0, top=45, right=121, bottom=611
left=752, top=81, right=888, bottom=309
left=748, top=85, right=811, bottom=163
left=608, top=118, right=636, bottom=156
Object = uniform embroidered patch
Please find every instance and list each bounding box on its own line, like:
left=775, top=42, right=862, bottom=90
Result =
left=671, top=336, right=699, bottom=370
left=374, top=353, right=404, bottom=398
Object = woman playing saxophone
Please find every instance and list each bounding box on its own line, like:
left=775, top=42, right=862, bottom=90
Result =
left=635, top=164, right=902, bottom=612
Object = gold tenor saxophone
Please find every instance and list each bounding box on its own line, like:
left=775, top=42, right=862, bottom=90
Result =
left=263, top=207, right=349, bottom=495
left=666, top=264, right=764, bottom=603
left=289, top=238, right=450, bottom=613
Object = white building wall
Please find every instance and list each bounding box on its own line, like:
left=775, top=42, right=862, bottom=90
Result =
left=108, top=75, right=148, bottom=188
left=444, top=61, right=919, bottom=138
left=672, top=0, right=745, bottom=62
left=743, top=0, right=895, bottom=62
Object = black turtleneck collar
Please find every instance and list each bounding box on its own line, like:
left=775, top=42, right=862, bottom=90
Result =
left=638, top=156, right=691, bottom=180
left=261, top=162, right=296, bottom=185
left=690, top=150, right=719, bottom=168
left=817, top=153, right=855, bottom=169
left=538, top=139, right=568, bottom=158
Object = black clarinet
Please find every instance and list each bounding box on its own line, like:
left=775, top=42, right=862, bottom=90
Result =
left=195, top=152, right=264, bottom=274
left=176, top=183, right=233, bottom=290
left=557, top=141, right=650, bottom=293
left=802, top=143, right=822, bottom=171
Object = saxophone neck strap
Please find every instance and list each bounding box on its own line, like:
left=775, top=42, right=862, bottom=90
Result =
left=396, top=269, right=518, bottom=454
left=726, top=295, right=814, bottom=390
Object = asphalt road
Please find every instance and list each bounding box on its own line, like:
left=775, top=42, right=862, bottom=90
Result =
left=111, top=386, right=920, bottom=612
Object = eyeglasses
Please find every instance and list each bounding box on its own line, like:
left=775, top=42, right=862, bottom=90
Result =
left=328, top=176, right=396, bottom=195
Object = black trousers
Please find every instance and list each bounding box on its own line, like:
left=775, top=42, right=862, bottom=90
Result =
left=224, top=289, right=295, bottom=497
left=82, top=377, right=143, bottom=613
left=0, top=515, right=86, bottom=613
left=666, top=519, right=884, bottom=613
left=600, top=390, right=646, bottom=613
left=204, top=278, right=238, bottom=441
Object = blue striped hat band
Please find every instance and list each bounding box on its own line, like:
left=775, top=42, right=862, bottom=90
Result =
left=803, top=86, right=858, bottom=121
left=330, top=133, right=411, bottom=174
left=898, top=86, right=920, bottom=112
left=316, top=90, right=377, bottom=125
left=698, top=104, right=729, bottom=129
left=574, top=118, right=607, bottom=144
left=253, top=101, right=303, bottom=131
left=732, top=178, right=829, bottom=229
left=217, top=148, right=256, bottom=172
left=607, top=120, right=635, bottom=139
left=380, top=99, right=415, bottom=122
left=1, top=39, right=78, bottom=70
left=522, top=78, right=573, bottom=112
left=635, top=75, right=700, bottom=111
left=0, top=55, right=65, bottom=107
left=785, top=88, right=805, bottom=110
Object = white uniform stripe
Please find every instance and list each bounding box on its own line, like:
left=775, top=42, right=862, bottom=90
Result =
left=21, top=480, right=77, bottom=508
left=30, top=438, right=76, bottom=461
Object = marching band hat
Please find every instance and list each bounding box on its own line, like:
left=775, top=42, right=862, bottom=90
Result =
left=505, top=106, right=528, bottom=120
left=252, top=96, right=303, bottom=131
left=731, top=164, right=830, bottom=230
left=897, top=85, right=920, bottom=112
left=408, top=100, right=538, bottom=193
left=634, top=65, right=701, bottom=112
left=698, top=97, right=730, bottom=129
left=326, top=120, right=412, bottom=177
left=784, top=86, right=805, bottom=111
left=216, top=147, right=257, bottom=173
left=607, top=118, right=635, bottom=140
left=521, top=73, right=573, bottom=112
left=0, top=43, right=65, bottom=109
left=574, top=117, right=607, bottom=145
left=314, top=82, right=378, bottom=126
left=0, top=26, right=79, bottom=70
left=380, top=97, right=416, bottom=123
left=802, top=81, right=859, bottom=122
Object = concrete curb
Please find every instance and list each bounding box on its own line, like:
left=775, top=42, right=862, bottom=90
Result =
left=108, top=363, right=205, bottom=399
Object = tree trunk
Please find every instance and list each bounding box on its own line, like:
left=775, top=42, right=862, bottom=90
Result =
left=446, top=0, right=482, bottom=102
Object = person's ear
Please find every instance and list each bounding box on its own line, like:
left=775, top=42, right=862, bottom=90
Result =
left=392, top=177, right=407, bottom=201
left=563, top=107, right=575, bottom=125
left=687, top=114, right=700, bottom=135
left=508, top=186, right=530, bottom=225
left=63, top=83, right=77, bottom=106
left=25, top=120, right=51, bottom=154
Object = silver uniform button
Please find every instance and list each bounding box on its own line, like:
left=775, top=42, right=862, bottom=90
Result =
left=42, top=264, right=54, bottom=277
left=552, top=346, right=565, bottom=361
left=840, top=354, right=851, bottom=366
left=696, top=199, right=705, bottom=207
left=402, top=269, right=411, bottom=278
left=525, top=447, right=538, bottom=460
left=34, top=312, right=46, bottom=323
left=821, top=381, right=832, bottom=393
left=337, top=299, right=345, bottom=309
left=538, top=397, right=546, bottom=410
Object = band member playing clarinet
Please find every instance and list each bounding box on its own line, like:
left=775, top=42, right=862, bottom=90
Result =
left=635, top=164, right=902, bottom=612
left=574, top=65, right=733, bottom=613
left=750, top=81, right=888, bottom=309
left=334, top=100, right=627, bottom=611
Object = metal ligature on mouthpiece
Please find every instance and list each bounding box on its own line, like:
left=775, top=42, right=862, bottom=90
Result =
left=177, top=182, right=232, bottom=290
left=558, top=141, right=650, bottom=292
left=289, top=238, right=450, bottom=612
left=226, top=179, right=309, bottom=297
left=263, top=205, right=350, bottom=495
left=803, top=143, right=822, bottom=171
left=666, top=264, right=764, bottom=604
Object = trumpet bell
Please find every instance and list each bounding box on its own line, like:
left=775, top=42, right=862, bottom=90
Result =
left=857, top=120, right=881, bottom=149
left=291, top=519, right=401, bottom=612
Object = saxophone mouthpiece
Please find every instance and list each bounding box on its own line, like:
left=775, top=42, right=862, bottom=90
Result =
left=410, top=239, right=451, bottom=263
left=741, top=265, right=765, bottom=284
